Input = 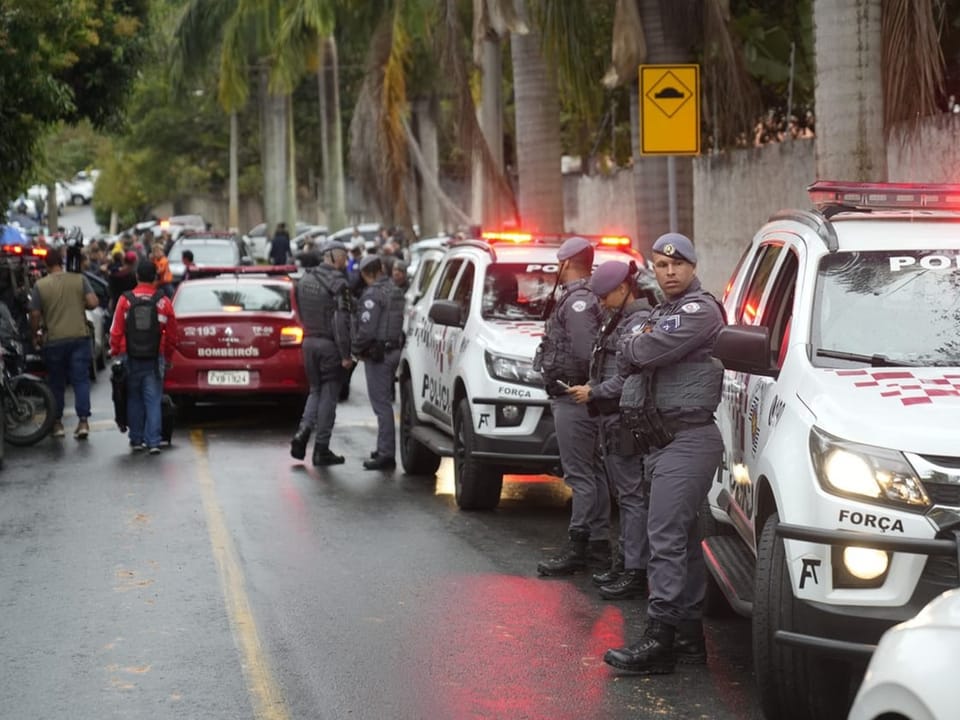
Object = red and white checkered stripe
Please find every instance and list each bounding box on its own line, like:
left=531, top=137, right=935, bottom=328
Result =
left=491, top=320, right=545, bottom=338
left=835, top=369, right=960, bottom=406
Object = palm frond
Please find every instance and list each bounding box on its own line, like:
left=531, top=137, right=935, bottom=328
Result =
left=169, top=0, right=236, bottom=95
left=701, top=0, right=760, bottom=149
left=272, top=0, right=335, bottom=93
left=603, top=0, right=646, bottom=88
left=348, top=10, right=410, bottom=224
left=218, top=11, right=251, bottom=112
left=529, top=0, right=603, bottom=122
left=882, top=0, right=944, bottom=139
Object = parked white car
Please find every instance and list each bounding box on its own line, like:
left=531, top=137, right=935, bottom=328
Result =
left=398, top=230, right=647, bottom=509
left=703, top=181, right=960, bottom=720
left=849, top=588, right=960, bottom=720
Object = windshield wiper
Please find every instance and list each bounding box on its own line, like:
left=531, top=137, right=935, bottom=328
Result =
left=816, top=349, right=920, bottom=368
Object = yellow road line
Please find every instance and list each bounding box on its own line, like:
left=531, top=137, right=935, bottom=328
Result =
left=191, top=429, right=289, bottom=720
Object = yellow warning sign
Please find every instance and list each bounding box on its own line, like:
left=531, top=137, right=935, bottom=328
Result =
left=640, top=64, right=700, bottom=156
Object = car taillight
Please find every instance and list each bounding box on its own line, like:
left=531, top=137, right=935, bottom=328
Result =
left=280, top=326, right=304, bottom=346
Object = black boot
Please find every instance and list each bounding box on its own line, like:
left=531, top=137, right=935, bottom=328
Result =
left=290, top=427, right=311, bottom=460
left=598, top=568, right=648, bottom=600
left=537, top=529, right=590, bottom=576
left=674, top=619, right=707, bottom=664
left=312, top=445, right=345, bottom=466
left=604, top=619, right=676, bottom=675
left=587, top=539, right=612, bottom=568
left=592, top=547, right=625, bottom=587
left=363, top=455, right=396, bottom=470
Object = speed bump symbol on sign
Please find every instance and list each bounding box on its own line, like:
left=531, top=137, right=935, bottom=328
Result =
left=640, top=64, right=700, bottom=155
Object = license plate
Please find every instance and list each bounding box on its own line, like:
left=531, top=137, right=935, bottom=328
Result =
left=207, top=370, right=250, bottom=386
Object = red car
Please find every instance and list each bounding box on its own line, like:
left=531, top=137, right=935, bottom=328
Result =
left=164, top=267, right=308, bottom=404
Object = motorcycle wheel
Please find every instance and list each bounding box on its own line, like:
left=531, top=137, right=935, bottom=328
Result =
left=5, top=378, right=57, bottom=446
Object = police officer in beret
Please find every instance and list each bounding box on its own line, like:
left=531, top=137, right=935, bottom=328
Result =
left=534, top=236, right=611, bottom=576
left=604, top=232, right=725, bottom=674
left=566, top=260, right=652, bottom=600
left=353, top=254, right=406, bottom=470
left=291, top=240, right=355, bottom=466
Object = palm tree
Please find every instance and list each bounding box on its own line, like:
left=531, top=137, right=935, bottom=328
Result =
left=171, top=0, right=333, bottom=235
left=316, top=35, right=346, bottom=231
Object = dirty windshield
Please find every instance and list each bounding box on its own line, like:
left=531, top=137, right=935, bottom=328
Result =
left=812, top=250, right=960, bottom=367
left=481, top=263, right=556, bottom=321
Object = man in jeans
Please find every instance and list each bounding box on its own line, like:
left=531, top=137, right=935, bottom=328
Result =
left=109, top=261, right=177, bottom=453
left=30, top=248, right=100, bottom=439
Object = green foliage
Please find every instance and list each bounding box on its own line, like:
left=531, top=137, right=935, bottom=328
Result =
left=0, top=0, right=149, bottom=207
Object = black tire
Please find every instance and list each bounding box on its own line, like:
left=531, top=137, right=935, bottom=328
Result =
left=453, top=398, right=503, bottom=510
left=399, top=377, right=441, bottom=476
left=754, top=513, right=853, bottom=720
left=699, top=497, right=735, bottom=618
left=71, top=194, right=84, bottom=206
left=5, top=378, right=57, bottom=446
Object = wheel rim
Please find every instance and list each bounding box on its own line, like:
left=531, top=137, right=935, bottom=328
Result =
left=453, top=415, right=466, bottom=493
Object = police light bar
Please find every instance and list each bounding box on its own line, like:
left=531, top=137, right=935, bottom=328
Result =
left=599, top=236, right=630, bottom=247
left=0, top=244, right=46, bottom=257
left=808, top=181, right=960, bottom=212
left=481, top=231, right=534, bottom=243
left=185, top=265, right=297, bottom=279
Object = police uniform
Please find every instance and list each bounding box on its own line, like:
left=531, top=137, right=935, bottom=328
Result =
left=534, top=236, right=610, bottom=576
left=291, top=241, right=354, bottom=466
left=586, top=261, right=652, bottom=599
left=605, top=233, right=724, bottom=674
left=353, top=254, right=406, bottom=470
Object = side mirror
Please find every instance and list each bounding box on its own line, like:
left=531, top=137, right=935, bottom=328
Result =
left=712, top=325, right=778, bottom=377
left=429, top=299, right=463, bottom=327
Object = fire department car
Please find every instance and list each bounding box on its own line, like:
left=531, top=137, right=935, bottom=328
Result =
left=164, top=266, right=307, bottom=407
left=398, top=230, right=652, bottom=510
left=703, top=182, right=960, bottom=720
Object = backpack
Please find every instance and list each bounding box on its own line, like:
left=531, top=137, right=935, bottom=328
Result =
left=124, top=290, right=164, bottom=359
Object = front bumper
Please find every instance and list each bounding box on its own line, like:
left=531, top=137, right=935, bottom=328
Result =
left=776, top=523, right=960, bottom=658
left=469, top=396, right=559, bottom=471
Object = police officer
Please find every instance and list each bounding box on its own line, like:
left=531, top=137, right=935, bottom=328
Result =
left=566, top=261, right=652, bottom=600
left=290, top=240, right=354, bottom=466
left=604, top=233, right=724, bottom=675
left=534, top=236, right=610, bottom=576
left=353, top=255, right=406, bottom=470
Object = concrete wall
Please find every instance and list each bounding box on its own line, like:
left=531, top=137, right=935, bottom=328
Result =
left=563, top=169, right=637, bottom=239
left=888, top=113, right=960, bottom=182
left=692, top=139, right=816, bottom=295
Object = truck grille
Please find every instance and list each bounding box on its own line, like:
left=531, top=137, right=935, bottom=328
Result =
left=922, top=482, right=960, bottom=507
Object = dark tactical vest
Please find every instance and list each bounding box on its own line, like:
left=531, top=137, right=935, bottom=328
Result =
left=589, top=300, right=650, bottom=415
left=533, top=278, right=598, bottom=391
left=298, top=264, right=343, bottom=338
left=620, top=287, right=724, bottom=449
left=374, top=278, right=406, bottom=348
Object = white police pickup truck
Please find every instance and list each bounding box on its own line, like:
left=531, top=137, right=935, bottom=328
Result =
left=703, top=182, right=960, bottom=720
left=398, top=231, right=649, bottom=510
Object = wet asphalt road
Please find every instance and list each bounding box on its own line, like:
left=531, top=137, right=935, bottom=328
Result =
left=0, top=368, right=763, bottom=720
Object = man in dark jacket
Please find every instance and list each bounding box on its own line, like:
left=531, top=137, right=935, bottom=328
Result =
left=268, top=223, right=292, bottom=265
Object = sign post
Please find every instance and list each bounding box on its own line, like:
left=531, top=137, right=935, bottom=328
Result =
left=639, top=64, right=701, bottom=233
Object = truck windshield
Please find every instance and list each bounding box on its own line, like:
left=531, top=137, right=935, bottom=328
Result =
left=812, top=250, right=960, bottom=367
left=481, top=263, right=556, bottom=321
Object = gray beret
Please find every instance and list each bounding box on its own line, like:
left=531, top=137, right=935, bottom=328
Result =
left=321, top=239, right=347, bottom=254
left=590, top=261, right=631, bottom=297
left=652, top=232, right=696, bottom=264
left=557, top=235, right=593, bottom=262
left=359, top=254, right=382, bottom=273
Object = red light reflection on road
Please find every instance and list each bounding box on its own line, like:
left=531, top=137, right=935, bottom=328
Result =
left=409, top=574, right=624, bottom=719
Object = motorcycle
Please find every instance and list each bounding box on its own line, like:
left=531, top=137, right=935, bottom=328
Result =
left=0, top=305, right=56, bottom=446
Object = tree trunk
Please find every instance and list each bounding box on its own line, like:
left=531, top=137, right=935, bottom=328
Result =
left=46, top=181, right=58, bottom=233
left=259, top=68, right=288, bottom=238
left=318, top=35, right=346, bottom=231
left=228, top=110, right=239, bottom=232
left=632, top=0, right=694, bottom=260
left=814, top=0, right=885, bottom=181
left=472, top=34, right=506, bottom=229
left=415, top=99, right=441, bottom=237
left=286, top=93, right=297, bottom=232
left=510, top=0, right=563, bottom=234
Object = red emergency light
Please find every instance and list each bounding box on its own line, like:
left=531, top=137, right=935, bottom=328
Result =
left=808, top=181, right=960, bottom=212
left=481, top=231, right=534, bottom=244
left=599, top=235, right=631, bottom=247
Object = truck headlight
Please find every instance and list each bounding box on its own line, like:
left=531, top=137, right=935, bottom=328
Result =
left=809, top=427, right=930, bottom=511
left=484, top=351, right=543, bottom=387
